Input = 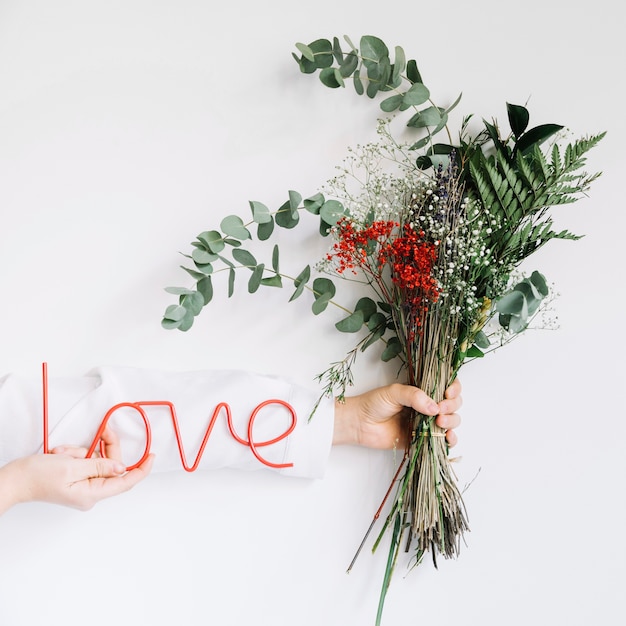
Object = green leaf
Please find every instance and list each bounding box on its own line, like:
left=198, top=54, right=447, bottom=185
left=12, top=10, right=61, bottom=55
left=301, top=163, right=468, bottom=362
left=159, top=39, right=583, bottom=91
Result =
left=529, top=270, right=549, bottom=297
left=275, top=201, right=300, bottom=228
left=177, top=311, right=195, bottom=332
left=355, top=296, right=377, bottom=321
left=380, top=94, right=403, bottom=112
left=304, top=193, right=325, bottom=214
left=163, top=304, right=187, bottom=322
left=353, top=71, right=364, bottom=95
left=289, top=265, right=311, bottom=302
left=320, top=199, right=345, bottom=225
left=381, top=336, right=402, bottom=361
left=390, top=46, right=405, bottom=86
left=197, top=230, right=225, bottom=254
left=339, top=51, right=358, bottom=77
left=507, top=102, right=530, bottom=138
left=335, top=310, right=365, bottom=333
left=516, top=123, right=564, bottom=154
left=295, top=42, right=315, bottom=63
left=260, top=275, right=282, bottom=287
left=406, top=106, right=441, bottom=129
left=466, top=346, right=485, bottom=358
left=288, top=190, right=302, bottom=214
left=308, top=38, right=334, bottom=68
left=258, top=218, right=274, bottom=240
left=197, top=276, right=213, bottom=304
left=249, top=201, right=272, bottom=224
left=401, top=82, right=430, bottom=106
left=360, top=35, right=389, bottom=67
left=165, top=286, right=196, bottom=296
left=473, top=330, right=490, bottom=349
left=271, top=244, right=279, bottom=273
left=406, top=59, right=422, bottom=84
left=311, top=277, right=336, bottom=314
left=192, top=248, right=216, bottom=265
left=366, top=312, right=387, bottom=331
left=319, top=67, right=344, bottom=88
left=181, top=291, right=204, bottom=316
left=220, top=215, right=251, bottom=240
left=495, top=290, right=525, bottom=315
left=232, top=248, right=257, bottom=268
left=332, top=36, right=343, bottom=63
left=228, top=268, right=235, bottom=297
left=248, top=264, right=264, bottom=293
left=312, top=293, right=332, bottom=314
left=161, top=317, right=182, bottom=330
left=181, top=266, right=207, bottom=280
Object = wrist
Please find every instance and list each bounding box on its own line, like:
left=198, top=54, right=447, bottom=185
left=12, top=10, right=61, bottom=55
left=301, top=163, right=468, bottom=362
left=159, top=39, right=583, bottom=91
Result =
left=0, top=460, right=27, bottom=515
left=332, top=397, right=359, bottom=446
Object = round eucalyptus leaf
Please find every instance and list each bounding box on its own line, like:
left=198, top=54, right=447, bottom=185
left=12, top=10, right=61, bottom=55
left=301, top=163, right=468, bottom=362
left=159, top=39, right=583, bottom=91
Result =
left=220, top=215, right=251, bottom=240
left=197, top=230, right=225, bottom=254
left=249, top=200, right=272, bottom=224
left=473, top=330, right=490, bottom=349
left=181, top=291, right=204, bottom=316
left=320, top=199, right=345, bottom=225
left=312, top=277, right=336, bottom=299
left=335, top=310, right=365, bottom=333
left=192, top=248, right=216, bottom=265
left=530, top=270, right=549, bottom=296
left=319, top=67, right=343, bottom=88
left=402, top=82, right=430, bottom=106
left=355, top=296, right=377, bottom=321
left=275, top=203, right=300, bottom=229
left=163, top=304, right=187, bottom=322
left=295, top=42, right=315, bottom=63
left=232, top=248, right=257, bottom=268
left=177, top=311, right=195, bottom=332
left=339, top=52, right=358, bottom=77
left=312, top=292, right=332, bottom=314
left=260, top=275, right=282, bottom=288
left=380, top=94, right=403, bottom=112
left=197, top=276, right=213, bottom=304
left=495, top=290, right=524, bottom=315
left=381, top=336, right=402, bottom=362
left=304, top=193, right=324, bottom=215
left=360, top=35, right=389, bottom=67
left=257, top=218, right=274, bottom=240
left=288, top=190, right=302, bottom=213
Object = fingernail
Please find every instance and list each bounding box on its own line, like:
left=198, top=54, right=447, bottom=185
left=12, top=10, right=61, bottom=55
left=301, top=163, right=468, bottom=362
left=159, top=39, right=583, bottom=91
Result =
left=427, top=401, right=439, bottom=414
left=113, top=462, right=126, bottom=474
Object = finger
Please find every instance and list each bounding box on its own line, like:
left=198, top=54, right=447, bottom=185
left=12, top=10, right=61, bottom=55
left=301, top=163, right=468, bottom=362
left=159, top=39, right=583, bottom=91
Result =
left=100, top=426, right=123, bottom=463
left=72, top=456, right=127, bottom=481
left=435, top=411, right=461, bottom=431
left=50, top=445, right=89, bottom=459
left=445, top=429, right=458, bottom=447
left=85, top=454, right=155, bottom=500
left=438, top=389, right=463, bottom=416
left=386, top=384, right=439, bottom=416
left=444, top=378, right=462, bottom=399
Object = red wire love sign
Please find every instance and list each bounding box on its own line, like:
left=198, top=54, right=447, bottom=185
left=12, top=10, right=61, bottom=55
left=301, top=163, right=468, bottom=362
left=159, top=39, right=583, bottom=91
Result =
left=41, top=363, right=298, bottom=471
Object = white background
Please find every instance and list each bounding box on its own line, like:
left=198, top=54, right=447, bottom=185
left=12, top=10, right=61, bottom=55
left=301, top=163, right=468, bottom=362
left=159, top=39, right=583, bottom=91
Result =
left=0, top=1, right=624, bottom=625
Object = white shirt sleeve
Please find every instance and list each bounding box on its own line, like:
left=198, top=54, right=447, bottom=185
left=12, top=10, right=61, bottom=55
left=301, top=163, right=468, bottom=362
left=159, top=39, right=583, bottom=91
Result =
left=0, top=366, right=335, bottom=479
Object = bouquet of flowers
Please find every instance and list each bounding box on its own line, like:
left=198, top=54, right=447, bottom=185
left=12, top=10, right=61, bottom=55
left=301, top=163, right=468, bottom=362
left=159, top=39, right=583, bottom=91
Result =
left=161, top=35, right=604, bottom=624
